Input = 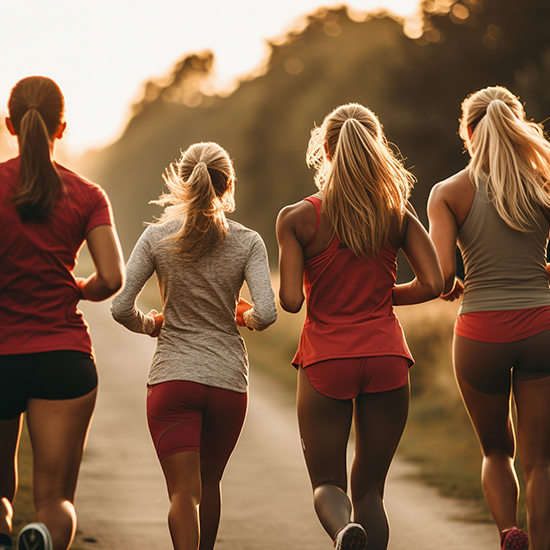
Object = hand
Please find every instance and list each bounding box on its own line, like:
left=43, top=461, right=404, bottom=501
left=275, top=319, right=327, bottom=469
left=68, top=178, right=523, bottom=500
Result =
left=440, top=279, right=464, bottom=302
left=148, top=309, right=164, bottom=337
left=75, top=278, right=86, bottom=299
left=236, top=298, right=253, bottom=327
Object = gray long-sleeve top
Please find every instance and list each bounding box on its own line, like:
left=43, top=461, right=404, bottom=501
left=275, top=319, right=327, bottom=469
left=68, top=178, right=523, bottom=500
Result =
left=111, top=219, right=277, bottom=392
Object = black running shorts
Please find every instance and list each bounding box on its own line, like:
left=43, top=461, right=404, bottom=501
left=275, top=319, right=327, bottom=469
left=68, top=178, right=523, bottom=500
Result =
left=0, top=350, right=98, bottom=420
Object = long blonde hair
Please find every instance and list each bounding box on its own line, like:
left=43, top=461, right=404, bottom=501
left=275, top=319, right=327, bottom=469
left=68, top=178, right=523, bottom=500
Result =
left=460, top=86, right=550, bottom=231
left=152, top=142, right=236, bottom=260
left=8, top=76, right=65, bottom=222
left=307, top=103, right=414, bottom=257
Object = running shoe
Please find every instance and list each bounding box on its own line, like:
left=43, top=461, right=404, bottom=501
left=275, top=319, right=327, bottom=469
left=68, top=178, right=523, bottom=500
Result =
left=334, top=522, right=368, bottom=550
left=16, top=523, right=52, bottom=550
left=500, top=528, right=529, bottom=550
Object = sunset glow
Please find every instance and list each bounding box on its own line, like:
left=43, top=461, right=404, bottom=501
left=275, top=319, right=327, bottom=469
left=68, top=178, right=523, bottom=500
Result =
left=0, top=0, right=420, bottom=157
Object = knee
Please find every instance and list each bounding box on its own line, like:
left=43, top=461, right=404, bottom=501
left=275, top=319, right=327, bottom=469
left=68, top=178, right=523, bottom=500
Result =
left=481, top=442, right=515, bottom=460
left=313, top=482, right=348, bottom=499
left=351, top=486, right=384, bottom=509
left=522, top=457, right=550, bottom=480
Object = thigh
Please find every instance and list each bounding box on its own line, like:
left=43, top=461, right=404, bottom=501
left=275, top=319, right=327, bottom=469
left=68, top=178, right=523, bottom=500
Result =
left=297, top=366, right=353, bottom=490
left=455, top=370, right=515, bottom=456
left=514, top=329, right=550, bottom=382
left=27, top=389, right=97, bottom=502
left=160, top=451, right=201, bottom=499
left=201, top=387, right=247, bottom=464
left=514, top=374, right=550, bottom=470
left=453, top=335, right=515, bottom=395
left=351, top=381, right=409, bottom=495
left=147, top=381, right=206, bottom=461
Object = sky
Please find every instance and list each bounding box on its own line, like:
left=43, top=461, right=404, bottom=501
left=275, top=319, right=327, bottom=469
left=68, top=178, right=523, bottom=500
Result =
left=0, top=0, right=420, bottom=157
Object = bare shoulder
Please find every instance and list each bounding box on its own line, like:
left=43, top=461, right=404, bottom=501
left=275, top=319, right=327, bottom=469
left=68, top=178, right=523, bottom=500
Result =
left=277, top=199, right=316, bottom=229
left=428, top=168, right=474, bottom=225
left=429, top=168, right=472, bottom=203
left=277, top=198, right=318, bottom=249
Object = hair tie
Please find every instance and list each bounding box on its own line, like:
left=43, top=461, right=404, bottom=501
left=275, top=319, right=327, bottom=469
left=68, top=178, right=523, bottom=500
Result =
left=27, top=105, right=40, bottom=111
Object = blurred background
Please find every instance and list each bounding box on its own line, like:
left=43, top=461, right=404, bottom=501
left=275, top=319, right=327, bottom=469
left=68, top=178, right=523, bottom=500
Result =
left=3, top=0, right=548, bottom=529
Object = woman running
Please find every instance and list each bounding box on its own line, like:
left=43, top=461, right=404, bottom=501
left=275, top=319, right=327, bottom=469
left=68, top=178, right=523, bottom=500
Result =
left=0, top=76, right=125, bottom=550
left=276, top=103, right=443, bottom=550
left=428, top=86, right=550, bottom=550
left=111, top=141, right=277, bottom=550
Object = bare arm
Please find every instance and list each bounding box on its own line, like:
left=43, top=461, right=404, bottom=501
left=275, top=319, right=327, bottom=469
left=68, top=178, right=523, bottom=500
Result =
left=79, top=225, right=125, bottom=301
left=276, top=205, right=307, bottom=313
left=427, top=183, right=462, bottom=296
left=393, top=211, right=444, bottom=305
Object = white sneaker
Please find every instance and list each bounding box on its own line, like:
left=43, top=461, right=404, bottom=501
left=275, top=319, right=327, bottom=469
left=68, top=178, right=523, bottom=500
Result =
left=17, top=523, right=52, bottom=550
left=334, top=523, right=368, bottom=550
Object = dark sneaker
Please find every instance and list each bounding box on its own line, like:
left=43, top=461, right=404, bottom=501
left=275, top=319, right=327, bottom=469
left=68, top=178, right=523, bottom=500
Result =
left=334, top=523, right=368, bottom=550
left=16, top=524, right=52, bottom=550
left=501, top=528, right=529, bottom=550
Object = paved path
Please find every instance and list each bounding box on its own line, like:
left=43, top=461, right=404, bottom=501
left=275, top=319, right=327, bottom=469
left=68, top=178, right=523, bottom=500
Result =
left=74, top=301, right=499, bottom=549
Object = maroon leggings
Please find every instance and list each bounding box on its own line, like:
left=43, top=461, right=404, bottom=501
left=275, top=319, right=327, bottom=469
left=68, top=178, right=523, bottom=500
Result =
left=146, top=380, right=248, bottom=461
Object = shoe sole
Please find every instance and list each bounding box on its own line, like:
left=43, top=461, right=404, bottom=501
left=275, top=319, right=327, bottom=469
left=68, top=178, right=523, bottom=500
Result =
left=17, top=523, right=53, bottom=550
left=338, top=524, right=368, bottom=550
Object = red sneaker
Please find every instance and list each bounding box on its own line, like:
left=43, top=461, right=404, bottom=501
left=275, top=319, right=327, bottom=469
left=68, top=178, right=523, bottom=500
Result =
left=500, top=528, right=529, bottom=550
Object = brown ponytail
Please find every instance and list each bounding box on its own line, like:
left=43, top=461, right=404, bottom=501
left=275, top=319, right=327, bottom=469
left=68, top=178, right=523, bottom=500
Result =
left=8, top=76, right=65, bottom=222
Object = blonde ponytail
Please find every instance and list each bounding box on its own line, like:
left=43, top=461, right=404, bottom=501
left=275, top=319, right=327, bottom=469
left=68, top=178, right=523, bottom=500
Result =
left=461, top=86, right=550, bottom=231
left=307, top=103, right=413, bottom=257
left=152, top=142, right=236, bottom=260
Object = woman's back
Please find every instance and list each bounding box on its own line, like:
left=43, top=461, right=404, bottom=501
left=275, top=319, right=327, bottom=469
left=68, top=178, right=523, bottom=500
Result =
left=112, top=218, right=276, bottom=391
left=458, top=178, right=550, bottom=314
left=0, top=157, right=113, bottom=354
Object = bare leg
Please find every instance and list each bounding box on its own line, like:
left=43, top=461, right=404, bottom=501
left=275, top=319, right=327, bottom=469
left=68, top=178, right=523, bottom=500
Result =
left=26, top=389, right=96, bottom=550
left=161, top=451, right=202, bottom=550
left=297, top=367, right=353, bottom=539
left=454, top=372, right=519, bottom=532
left=0, top=416, right=23, bottom=540
left=515, top=375, right=550, bottom=550
left=198, top=461, right=227, bottom=550
left=351, top=383, right=409, bottom=550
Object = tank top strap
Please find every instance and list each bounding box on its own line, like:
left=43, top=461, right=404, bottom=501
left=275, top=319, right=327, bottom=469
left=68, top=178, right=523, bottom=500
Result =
left=304, top=195, right=322, bottom=250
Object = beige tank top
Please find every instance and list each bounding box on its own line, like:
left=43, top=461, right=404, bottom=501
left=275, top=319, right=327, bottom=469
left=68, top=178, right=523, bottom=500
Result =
left=457, top=179, right=550, bottom=314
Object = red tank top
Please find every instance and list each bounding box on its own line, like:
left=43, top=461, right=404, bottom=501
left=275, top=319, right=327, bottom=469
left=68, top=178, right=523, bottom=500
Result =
left=292, top=196, right=413, bottom=368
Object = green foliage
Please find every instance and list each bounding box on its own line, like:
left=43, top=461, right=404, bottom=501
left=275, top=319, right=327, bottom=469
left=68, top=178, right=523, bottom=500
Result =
left=76, top=0, right=550, bottom=271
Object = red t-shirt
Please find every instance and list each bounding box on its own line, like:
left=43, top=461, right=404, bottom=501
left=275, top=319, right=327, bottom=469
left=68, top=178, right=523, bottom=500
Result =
left=292, top=196, right=413, bottom=368
left=0, top=157, right=114, bottom=355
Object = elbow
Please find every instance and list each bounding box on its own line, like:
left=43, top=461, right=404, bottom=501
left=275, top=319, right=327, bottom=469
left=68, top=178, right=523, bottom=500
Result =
left=255, top=308, right=278, bottom=331
left=100, top=272, right=124, bottom=298
left=110, top=297, right=123, bottom=323
left=279, top=296, right=303, bottom=314
left=432, top=276, right=446, bottom=299
left=430, top=269, right=446, bottom=299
